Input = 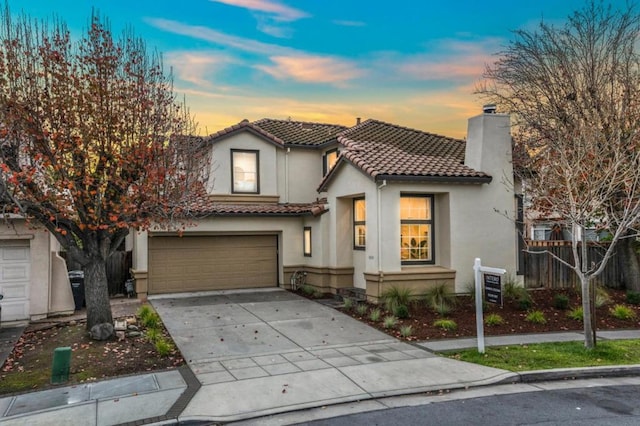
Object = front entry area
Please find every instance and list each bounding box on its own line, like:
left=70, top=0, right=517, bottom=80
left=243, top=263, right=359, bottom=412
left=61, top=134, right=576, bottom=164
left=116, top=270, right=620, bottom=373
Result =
left=148, top=235, right=278, bottom=294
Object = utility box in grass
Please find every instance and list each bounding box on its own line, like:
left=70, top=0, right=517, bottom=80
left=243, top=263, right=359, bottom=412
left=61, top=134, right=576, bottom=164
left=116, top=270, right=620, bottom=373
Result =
left=51, top=347, right=71, bottom=384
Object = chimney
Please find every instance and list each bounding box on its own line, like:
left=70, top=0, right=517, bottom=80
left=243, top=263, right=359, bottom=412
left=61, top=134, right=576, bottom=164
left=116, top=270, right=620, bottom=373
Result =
left=356, top=117, right=361, bottom=125
left=483, top=104, right=497, bottom=114
left=465, top=110, right=512, bottom=179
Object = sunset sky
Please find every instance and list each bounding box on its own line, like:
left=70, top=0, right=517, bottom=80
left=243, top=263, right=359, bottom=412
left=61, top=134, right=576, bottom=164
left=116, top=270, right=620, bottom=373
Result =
left=19, top=0, right=599, bottom=137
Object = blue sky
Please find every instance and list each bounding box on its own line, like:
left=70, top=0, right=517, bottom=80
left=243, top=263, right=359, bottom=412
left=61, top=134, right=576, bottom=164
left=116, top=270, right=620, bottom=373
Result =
left=17, top=0, right=598, bottom=137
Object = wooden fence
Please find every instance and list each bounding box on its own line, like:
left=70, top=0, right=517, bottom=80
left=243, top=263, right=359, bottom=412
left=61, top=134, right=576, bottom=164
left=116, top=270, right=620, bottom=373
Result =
left=61, top=251, right=132, bottom=296
left=523, top=241, right=622, bottom=289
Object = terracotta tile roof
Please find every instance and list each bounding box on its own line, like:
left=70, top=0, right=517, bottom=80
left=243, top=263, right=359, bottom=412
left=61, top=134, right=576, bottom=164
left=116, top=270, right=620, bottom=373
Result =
left=252, top=119, right=347, bottom=147
left=318, top=119, right=491, bottom=190
left=207, top=119, right=285, bottom=146
left=184, top=198, right=327, bottom=217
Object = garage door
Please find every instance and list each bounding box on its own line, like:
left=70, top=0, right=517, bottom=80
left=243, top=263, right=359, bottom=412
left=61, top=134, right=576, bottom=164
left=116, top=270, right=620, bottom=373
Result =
left=148, top=235, right=278, bottom=294
left=0, top=240, right=30, bottom=321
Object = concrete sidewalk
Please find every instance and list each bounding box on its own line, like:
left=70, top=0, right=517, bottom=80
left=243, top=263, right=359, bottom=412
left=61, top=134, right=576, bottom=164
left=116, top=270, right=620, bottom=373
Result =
left=0, top=289, right=639, bottom=425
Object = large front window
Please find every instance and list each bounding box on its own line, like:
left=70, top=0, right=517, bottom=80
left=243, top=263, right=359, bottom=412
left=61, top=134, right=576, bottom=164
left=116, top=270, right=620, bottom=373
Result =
left=232, top=150, right=259, bottom=193
left=353, top=198, right=366, bottom=249
left=401, top=195, right=434, bottom=264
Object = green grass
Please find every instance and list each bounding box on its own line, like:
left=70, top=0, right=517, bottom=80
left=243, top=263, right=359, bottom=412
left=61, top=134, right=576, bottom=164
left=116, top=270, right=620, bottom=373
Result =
left=399, top=325, right=413, bottom=338
left=567, top=306, right=584, bottom=321
left=447, top=339, right=640, bottom=372
left=383, top=315, right=398, bottom=329
left=369, top=308, right=382, bottom=322
left=342, top=297, right=353, bottom=310
left=355, top=304, right=368, bottom=316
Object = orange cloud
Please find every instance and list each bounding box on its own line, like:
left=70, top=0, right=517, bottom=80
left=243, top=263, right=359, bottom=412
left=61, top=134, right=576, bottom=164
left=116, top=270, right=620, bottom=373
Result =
left=257, top=55, right=364, bottom=85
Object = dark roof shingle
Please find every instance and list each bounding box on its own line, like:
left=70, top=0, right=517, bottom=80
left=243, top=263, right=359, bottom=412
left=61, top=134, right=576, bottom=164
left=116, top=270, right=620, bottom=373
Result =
left=252, top=119, right=347, bottom=146
left=185, top=199, right=326, bottom=217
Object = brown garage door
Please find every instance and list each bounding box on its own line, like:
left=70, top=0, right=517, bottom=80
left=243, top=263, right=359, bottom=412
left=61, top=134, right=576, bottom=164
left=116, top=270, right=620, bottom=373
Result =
left=148, top=235, right=278, bottom=294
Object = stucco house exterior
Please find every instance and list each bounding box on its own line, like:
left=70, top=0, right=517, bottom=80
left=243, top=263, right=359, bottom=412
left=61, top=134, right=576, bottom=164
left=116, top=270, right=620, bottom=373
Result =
left=131, top=108, right=519, bottom=301
left=0, top=219, right=74, bottom=321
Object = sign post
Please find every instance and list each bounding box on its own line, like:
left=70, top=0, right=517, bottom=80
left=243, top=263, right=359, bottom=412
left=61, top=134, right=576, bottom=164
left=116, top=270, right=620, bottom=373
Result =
left=473, top=258, right=506, bottom=354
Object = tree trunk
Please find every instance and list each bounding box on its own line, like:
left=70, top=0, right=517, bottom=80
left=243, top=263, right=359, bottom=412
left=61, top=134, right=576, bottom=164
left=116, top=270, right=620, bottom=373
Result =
left=619, top=234, right=640, bottom=292
left=581, top=274, right=595, bottom=349
left=83, top=258, right=113, bottom=329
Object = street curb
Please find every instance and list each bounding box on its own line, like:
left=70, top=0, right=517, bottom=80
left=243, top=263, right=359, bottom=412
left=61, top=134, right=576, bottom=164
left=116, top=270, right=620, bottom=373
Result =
left=516, top=364, right=640, bottom=383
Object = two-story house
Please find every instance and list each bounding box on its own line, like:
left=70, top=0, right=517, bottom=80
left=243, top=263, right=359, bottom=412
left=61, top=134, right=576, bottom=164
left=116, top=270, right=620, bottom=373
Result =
left=131, top=108, right=519, bottom=301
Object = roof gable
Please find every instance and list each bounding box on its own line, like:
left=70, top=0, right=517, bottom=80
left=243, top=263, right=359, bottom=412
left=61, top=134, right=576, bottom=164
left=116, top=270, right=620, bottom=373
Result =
left=207, top=119, right=285, bottom=147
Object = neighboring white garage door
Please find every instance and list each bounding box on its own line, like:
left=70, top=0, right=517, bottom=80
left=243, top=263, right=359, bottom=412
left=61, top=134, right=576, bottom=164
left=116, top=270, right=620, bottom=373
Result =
left=0, top=240, right=30, bottom=321
left=148, top=235, right=278, bottom=294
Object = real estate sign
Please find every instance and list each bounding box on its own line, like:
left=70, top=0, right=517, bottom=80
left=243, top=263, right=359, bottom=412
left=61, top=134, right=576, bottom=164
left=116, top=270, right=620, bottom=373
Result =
left=484, top=273, right=502, bottom=305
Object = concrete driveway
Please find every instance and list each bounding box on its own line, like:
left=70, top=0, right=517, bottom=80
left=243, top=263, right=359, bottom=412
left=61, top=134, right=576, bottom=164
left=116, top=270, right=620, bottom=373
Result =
left=151, top=289, right=514, bottom=423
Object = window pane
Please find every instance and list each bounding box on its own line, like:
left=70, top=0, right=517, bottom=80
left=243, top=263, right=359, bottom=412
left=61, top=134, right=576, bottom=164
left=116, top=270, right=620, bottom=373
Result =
left=354, top=224, right=366, bottom=247
left=304, top=228, right=312, bottom=256
left=326, top=150, right=338, bottom=173
left=400, top=197, right=430, bottom=220
left=233, top=151, right=257, bottom=193
left=354, top=199, right=366, bottom=221
left=400, top=224, right=431, bottom=261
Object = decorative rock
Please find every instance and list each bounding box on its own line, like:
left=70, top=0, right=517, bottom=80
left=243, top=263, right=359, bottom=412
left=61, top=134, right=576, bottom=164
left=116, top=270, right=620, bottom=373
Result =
left=126, top=324, right=139, bottom=331
left=114, top=320, right=127, bottom=331
left=126, top=331, right=142, bottom=338
left=89, top=323, right=115, bottom=341
left=125, top=317, right=137, bottom=325
left=116, top=330, right=126, bottom=341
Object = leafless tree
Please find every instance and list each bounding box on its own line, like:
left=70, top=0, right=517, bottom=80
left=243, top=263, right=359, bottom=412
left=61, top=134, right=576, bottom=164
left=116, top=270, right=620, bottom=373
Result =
left=478, top=1, right=640, bottom=348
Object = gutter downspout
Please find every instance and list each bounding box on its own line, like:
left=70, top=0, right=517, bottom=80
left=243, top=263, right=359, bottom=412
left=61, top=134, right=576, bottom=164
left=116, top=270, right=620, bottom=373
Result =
left=285, top=147, right=290, bottom=203
left=377, top=179, right=387, bottom=273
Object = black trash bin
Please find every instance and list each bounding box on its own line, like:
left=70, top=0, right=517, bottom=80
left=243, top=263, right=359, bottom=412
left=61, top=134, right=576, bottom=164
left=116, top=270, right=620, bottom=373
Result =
left=68, top=270, right=85, bottom=311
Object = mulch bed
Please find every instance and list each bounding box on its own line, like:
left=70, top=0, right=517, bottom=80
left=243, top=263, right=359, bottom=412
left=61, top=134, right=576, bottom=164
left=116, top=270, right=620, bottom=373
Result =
left=299, top=288, right=640, bottom=342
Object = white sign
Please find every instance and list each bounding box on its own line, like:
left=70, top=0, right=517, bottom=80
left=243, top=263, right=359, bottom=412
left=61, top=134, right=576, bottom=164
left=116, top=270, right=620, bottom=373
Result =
left=474, top=258, right=506, bottom=354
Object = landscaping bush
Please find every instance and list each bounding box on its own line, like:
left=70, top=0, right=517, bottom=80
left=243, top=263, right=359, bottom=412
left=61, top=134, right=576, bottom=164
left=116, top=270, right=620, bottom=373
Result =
left=423, top=283, right=456, bottom=315
left=626, top=290, right=640, bottom=305
left=552, top=294, right=570, bottom=310
left=137, top=304, right=153, bottom=322
left=525, top=310, right=547, bottom=324
left=433, top=319, right=457, bottom=331
left=399, top=325, right=413, bottom=338
left=356, top=304, right=368, bottom=316
left=381, top=286, right=413, bottom=313
left=517, top=296, right=533, bottom=311
left=155, top=338, right=174, bottom=357
left=595, top=286, right=611, bottom=308
left=383, top=315, right=398, bottom=329
left=142, top=312, right=160, bottom=329
left=485, top=313, right=504, bottom=326
left=342, top=297, right=353, bottom=310
left=610, top=304, right=636, bottom=320
left=393, top=304, right=410, bottom=319
left=369, top=308, right=382, bottom=322
left=567, top=307, right=584, bottom=321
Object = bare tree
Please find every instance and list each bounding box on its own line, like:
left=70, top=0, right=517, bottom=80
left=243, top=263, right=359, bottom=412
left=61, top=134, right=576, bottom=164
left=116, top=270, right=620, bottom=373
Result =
left=478, top=1, right=640, bottom=348
left=0, top=5, right=207, bottom=329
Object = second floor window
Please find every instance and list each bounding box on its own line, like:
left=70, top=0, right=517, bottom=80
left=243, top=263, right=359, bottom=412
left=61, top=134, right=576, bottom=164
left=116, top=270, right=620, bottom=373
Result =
left=232, top=150, right=259, bottom=193
left=323, top=148, right=338, bottom=176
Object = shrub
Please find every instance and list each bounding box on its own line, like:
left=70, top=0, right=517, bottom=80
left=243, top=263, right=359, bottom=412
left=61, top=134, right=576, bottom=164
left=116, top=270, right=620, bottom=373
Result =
left=369, top=308, right=382, bottom=322
left=595, top=286, right=611, bottom=308
left=155, top=338, right=174, bottom=357
left=423, top=283, right=456, bottom=315
left=142, top=312, right=160, bottom=329
left=485, top=313, right=504, bottom=326
left=393, top=304, right=410, bottom=319
left=610, top=304, right=636, bottom=320
left=342, top=297, right=353, bottom=310
left=567, top=307, right=584, bottom=321
left=626, top=291, right=640, bottom=305
left=381, top=286, right=413, bottom=313
left=146, top=328, right=161, bottom=343
left=137, top=305, right=153, bottom=322
left=355, top=304, right=368, bottom=316
left=399, top=325, right=413, bottom=338
left=525, top=310, right=547, bottom=324
left=552, top=294, right=570, bottom=310
left=433, top=319, right=457, bottom=331
left=383, top=315, right=398, bottom=329
left=301, top=284, right=316, bottom=296
left=517, top=296, right=533, bottom=311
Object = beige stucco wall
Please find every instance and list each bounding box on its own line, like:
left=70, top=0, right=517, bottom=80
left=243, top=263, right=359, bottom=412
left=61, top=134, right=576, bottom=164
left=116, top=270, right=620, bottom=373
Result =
left=286, top=148, right=324, bottom=203
left=208, top=133, right=280, bottom=196
left=0, top=220, right=73, bottom=320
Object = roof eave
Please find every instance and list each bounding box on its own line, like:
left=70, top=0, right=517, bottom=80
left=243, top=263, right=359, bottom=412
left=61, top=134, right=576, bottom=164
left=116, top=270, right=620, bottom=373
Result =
left=374, top=174, right=493, bottom=184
